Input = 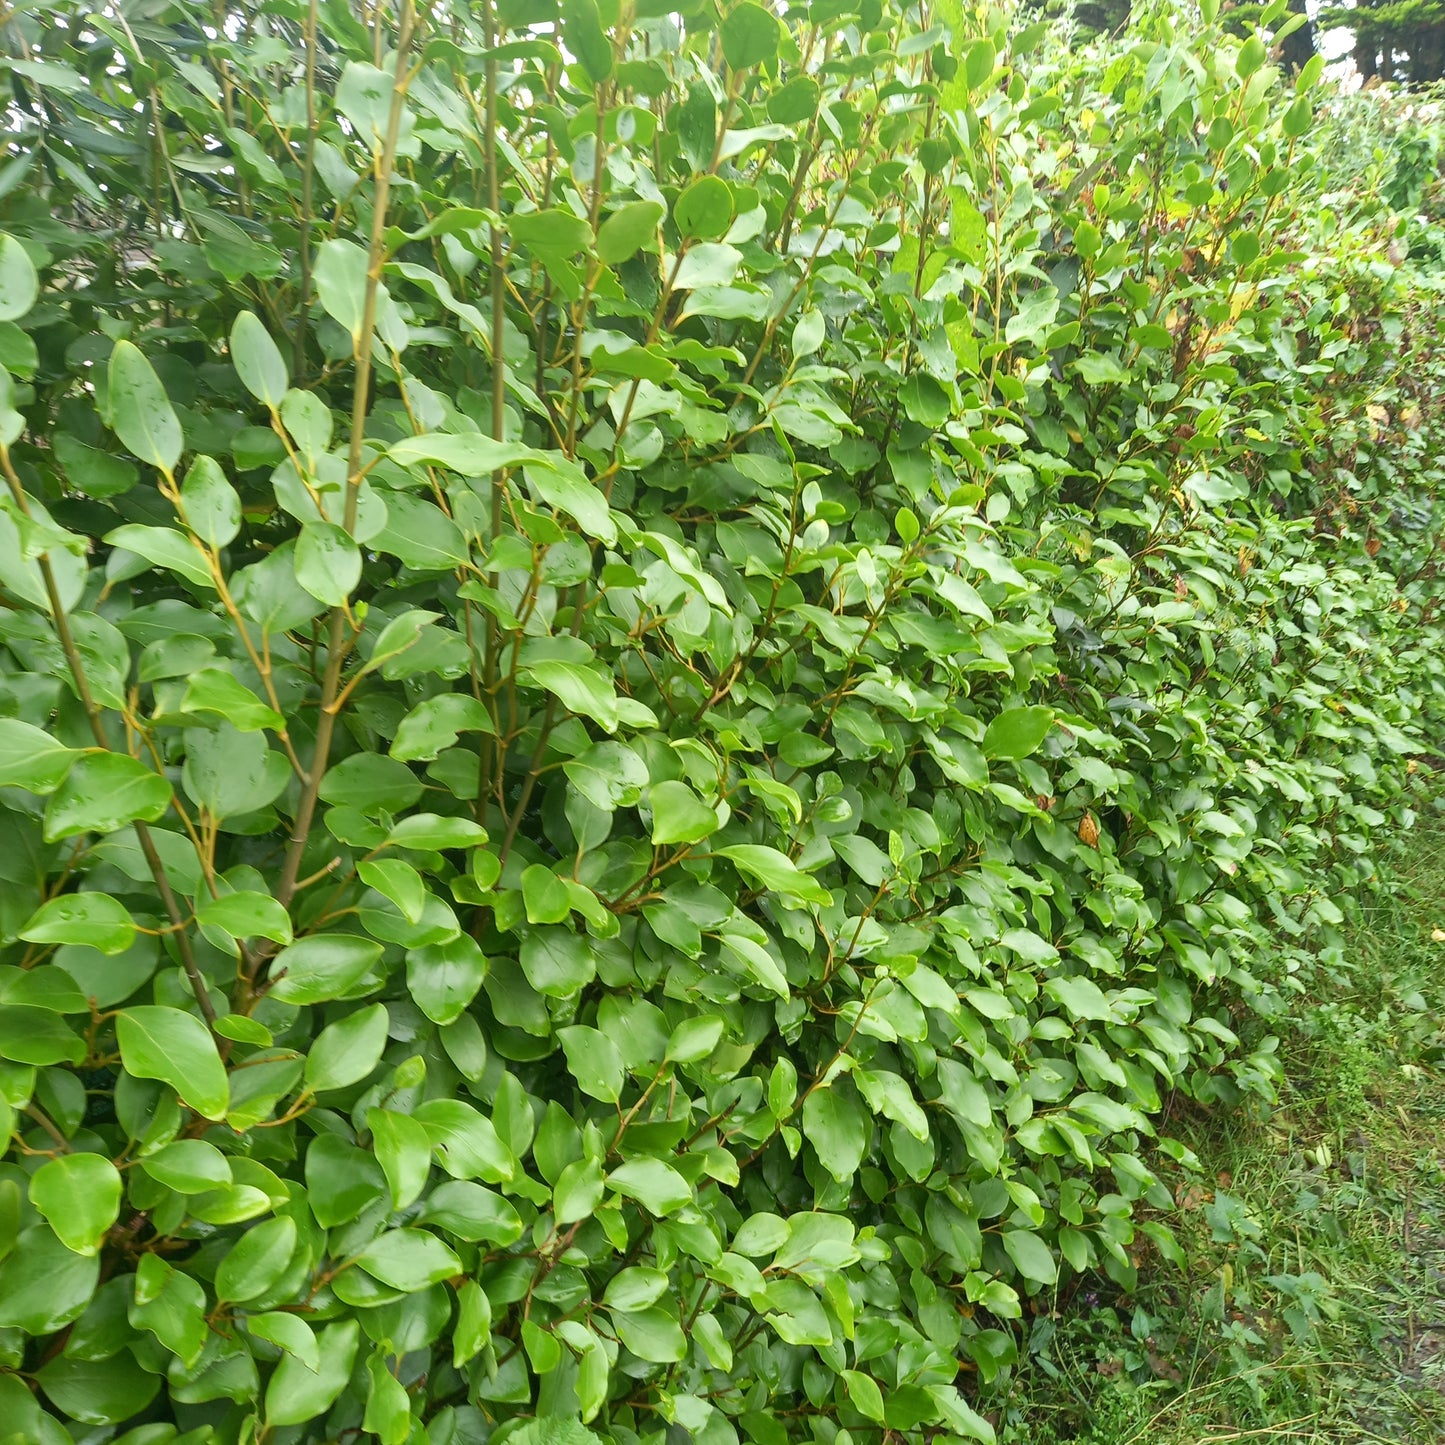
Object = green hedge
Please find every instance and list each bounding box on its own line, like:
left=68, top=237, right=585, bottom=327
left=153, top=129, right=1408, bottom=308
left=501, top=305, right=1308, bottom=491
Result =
left=0, top=0, right=1440, bottom=1441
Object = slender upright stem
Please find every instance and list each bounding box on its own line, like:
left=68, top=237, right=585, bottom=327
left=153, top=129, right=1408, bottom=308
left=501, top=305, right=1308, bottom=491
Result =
left=0, top=451, right=217, bottom=1027
left=276, top=0, right=419, bottom=910
left=478, top=0, right=507, bottom=830
left=295, top=0, right=319, bottom=379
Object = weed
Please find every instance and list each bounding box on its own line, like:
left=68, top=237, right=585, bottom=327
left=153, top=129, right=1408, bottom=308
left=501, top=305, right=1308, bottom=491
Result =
left=1004, top=800, right=1445, bottom=1443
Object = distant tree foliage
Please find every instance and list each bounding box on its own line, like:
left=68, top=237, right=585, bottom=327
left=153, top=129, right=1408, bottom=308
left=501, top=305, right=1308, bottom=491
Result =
left=1320, top=0, right=1445, bottom=83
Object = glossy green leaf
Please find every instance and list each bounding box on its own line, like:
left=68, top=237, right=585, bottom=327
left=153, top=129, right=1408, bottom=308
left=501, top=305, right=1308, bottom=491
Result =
left=674, top=176, right=733, bottom=241
left=0, top=233, right=38, bottom=321
left=197, top=890, right=293, bottom=944
left=352, top=1227, right=461, bottom=1291
left=1002, top=1227, right=1059, bottom=1286
left=105, top=523, right=215, bottom=589
left=607, top=1157, right=692, bottom=1216
left=36, top=1354, right=161, bottom=1425
left=21, top=892, right=135, bottom=955
left=268, top=934, right=384, bottom=1005
left=215, top=1215, right=298, bottom=1302
left=648, top=779, right=718, bottom=845
left=304, top=1002, right=389, bottom=1091
left=116, top=1006, right=229, bottom=1120
left=722, top=1, right=781, bottom=70
left=265, top=1318, right=359, bottom=1426
left=29, top=1152, right=122, bottom=1255
left=406, top=935, right=487, bottom=1024
left=595, top=200, right=664, bottom=264
left=295, top=520, right=361, bottom=606
left=982, top=706, right=1055, bottom=760
left=180, top=454, right=242, bottom=549
left=108, top=340, right=183, bottom=475
left=44, top=752, right=173, bottom=841
left=181, top=668, right=283, bottom=731
left=717, top=844, right=831, bottom=906
left=391, top=693, right=495, bottom=762
left=370, top=1108, right=433, bottom=1209
left=0, top=718, right=77, bottom=792
left=0, top=1223, right=100, bottom=1332
left=230, top=310, right=289, bottom=407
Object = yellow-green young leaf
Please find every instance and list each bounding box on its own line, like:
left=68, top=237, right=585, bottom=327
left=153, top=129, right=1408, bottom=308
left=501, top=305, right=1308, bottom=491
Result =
left=28, top=1153, right=122, bottom=1255
left=108, top=340, right=183, bottom=474
left=230, top=309, right=289, bottom=407
left=116, top=1006, right=229, bottom=1120
left=0, top=233, right=38, bottom=321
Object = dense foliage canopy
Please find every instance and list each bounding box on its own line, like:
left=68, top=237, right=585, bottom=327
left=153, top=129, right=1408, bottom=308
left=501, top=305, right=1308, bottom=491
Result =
left=0, top=0, right=1441, bottom=1441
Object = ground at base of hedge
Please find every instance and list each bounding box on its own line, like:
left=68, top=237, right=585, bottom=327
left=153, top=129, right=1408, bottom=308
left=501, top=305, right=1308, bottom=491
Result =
left=998, top=806, right=1445, bottom=1445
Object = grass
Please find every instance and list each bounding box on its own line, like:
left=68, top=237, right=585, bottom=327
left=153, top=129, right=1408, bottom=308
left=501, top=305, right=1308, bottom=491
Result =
left=1002, top=797, right=1445, bottom=1444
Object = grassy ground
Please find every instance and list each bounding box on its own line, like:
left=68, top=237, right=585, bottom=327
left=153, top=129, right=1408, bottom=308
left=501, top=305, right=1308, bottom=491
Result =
left=1003, top=798, right=1445, bottom=1444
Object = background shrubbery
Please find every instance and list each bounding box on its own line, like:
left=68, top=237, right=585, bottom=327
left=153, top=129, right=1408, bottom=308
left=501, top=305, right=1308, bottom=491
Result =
left=0, top=1, right=1441, bottom=1441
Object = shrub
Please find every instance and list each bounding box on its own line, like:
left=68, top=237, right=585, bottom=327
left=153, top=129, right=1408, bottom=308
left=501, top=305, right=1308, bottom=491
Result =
left=0, top=0, right=1440, bottom=1441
